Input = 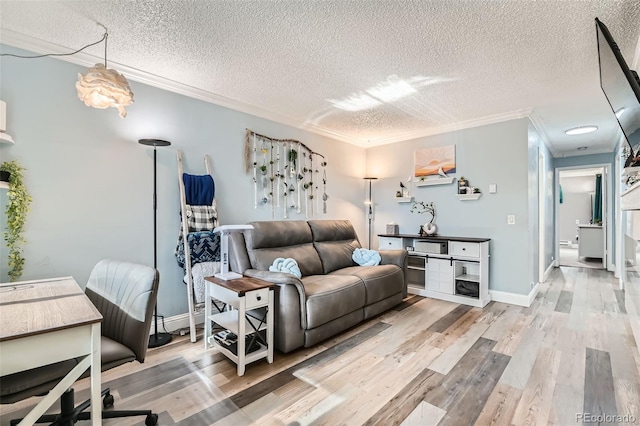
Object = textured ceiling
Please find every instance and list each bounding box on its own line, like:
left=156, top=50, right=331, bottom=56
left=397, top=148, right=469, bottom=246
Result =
left=1, top=0, right=640, bottom=156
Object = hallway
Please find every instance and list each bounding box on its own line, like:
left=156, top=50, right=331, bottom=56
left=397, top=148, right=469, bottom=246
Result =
left=558, top=246, right=604, bottom=269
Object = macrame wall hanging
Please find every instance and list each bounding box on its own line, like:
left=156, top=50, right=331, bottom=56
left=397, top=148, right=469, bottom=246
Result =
left=244, top=129, right=328, bottom=219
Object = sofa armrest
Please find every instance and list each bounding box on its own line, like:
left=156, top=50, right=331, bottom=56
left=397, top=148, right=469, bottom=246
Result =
left=379, top=249, right=408, bottom=297
left=243, top=269, right=306, bottom=305
left=243, top=268, right=304, bottom=287
left=242, top=269, right=308, bottom=352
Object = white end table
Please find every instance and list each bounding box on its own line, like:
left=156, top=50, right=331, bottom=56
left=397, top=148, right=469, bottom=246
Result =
left=203, top=275, right=274, bottom=376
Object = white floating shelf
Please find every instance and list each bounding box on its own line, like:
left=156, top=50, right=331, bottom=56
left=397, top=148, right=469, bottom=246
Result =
left=623, top=166, right=640, bottom=177
left=0, top=133, right=14, bottom=144
left=415, top=177, right=455, bottom=186
left=395, top=196, right=414, bottom=203
left=621, top=182, right=640, bottom=210
left=457, top=193, right=482, bottom=201
left=0, top=181, right=8, bottom=190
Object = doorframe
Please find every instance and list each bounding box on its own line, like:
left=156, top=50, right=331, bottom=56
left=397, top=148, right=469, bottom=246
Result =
left=539, top=149, right=546, bottom=281
left=554, top=163, right=613, bottom=272
left=615, top=147, right=625, bottom=288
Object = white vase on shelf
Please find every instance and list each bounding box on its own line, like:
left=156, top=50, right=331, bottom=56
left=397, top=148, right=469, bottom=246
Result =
left=424, top=222, right=437, bottom=235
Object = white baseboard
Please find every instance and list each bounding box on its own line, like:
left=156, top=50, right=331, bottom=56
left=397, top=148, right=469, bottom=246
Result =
left=489, top=283, right=539, bottom=308
left=150, top=311, right=204, bottom=337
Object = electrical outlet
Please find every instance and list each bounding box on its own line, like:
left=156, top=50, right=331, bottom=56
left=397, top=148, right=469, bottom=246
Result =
left=575, top=219, right=580, bottom=225
left=507, top=215, right=515, bottom=225
left=489, top=184, right=497, bottom=193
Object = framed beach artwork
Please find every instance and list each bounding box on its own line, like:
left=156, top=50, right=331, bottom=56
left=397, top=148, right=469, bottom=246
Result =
left=414, top=145, right=456, bottom=177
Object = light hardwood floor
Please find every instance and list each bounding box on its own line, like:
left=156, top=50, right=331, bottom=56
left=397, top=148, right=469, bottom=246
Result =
left=558, top=246, right=604, bottom=269
left=2, top=266, right=640, bottom=425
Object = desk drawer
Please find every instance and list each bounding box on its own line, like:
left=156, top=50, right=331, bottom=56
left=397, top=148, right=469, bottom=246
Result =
left=450, top=241, right=480, bottom=258
left=245, top=288, right=270, bottom=309
left=379, top=237, right=402, bottom=250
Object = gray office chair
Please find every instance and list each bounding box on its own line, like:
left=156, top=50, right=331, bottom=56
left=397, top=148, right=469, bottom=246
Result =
left=0, top=259, right=160, bottom=425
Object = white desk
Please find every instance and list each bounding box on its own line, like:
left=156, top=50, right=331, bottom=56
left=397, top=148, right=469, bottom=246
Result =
left=0, top=277, right=102, bottom=425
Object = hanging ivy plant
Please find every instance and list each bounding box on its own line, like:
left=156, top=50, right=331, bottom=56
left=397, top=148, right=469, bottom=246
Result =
left=288, top=149, right=297, bottom=169
left=0, top=160, right=32, bottom=281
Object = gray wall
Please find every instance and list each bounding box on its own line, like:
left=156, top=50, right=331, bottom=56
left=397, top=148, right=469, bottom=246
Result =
left=366, top=118, right=533, bottom=295
left=0, top=44, right=366, bottom=317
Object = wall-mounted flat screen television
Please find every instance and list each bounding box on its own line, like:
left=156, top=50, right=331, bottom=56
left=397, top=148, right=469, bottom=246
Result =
left=596, top=17, right=640, bottom=168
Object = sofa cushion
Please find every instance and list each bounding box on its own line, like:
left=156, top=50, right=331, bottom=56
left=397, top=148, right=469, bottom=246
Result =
left=302, top=274, right=365, bottom=328
left=308, top=220, right=359, bottom=242
left=330, top=265, right=403, bottom=305
left=309, top=220, right=361, bottom=273
left=249, top=220, right=312, bottom=248
left=314, top=240, right=361, bottom=273
left=245, top=221, right=323, bottom=276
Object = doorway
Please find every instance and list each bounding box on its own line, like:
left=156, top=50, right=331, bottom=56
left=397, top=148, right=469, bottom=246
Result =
left=556, top=166, right=608, bottom=269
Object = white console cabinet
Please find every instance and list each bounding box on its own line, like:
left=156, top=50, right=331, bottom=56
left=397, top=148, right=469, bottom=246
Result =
left=379, top=234, right=490, bottom=307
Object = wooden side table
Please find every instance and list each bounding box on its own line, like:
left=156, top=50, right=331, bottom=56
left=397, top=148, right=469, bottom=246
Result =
left=203, top=275, right=274, bottom=376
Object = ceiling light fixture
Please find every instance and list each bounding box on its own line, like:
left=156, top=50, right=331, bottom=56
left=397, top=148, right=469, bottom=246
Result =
left=565, top=126, right=598, bottom=135
left=615, top=107, right=626, bottom=118
left=1, top=24, right=133, bottom=118
left=76, top=31, right=133, bottom=118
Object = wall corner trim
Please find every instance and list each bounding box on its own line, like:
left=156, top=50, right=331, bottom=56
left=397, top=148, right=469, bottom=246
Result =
left=489, top=284, right=539, bottom=307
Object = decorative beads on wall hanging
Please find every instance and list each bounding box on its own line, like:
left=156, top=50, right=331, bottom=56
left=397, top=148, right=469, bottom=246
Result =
left=244, top=129, right=328, bottom=219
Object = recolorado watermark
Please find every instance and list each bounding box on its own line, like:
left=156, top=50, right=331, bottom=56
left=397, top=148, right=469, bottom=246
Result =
left=576, top=413, right=637, bottom=423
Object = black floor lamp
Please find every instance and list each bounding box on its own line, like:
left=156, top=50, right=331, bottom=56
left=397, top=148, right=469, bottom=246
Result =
left=139, top=138, right=173, bottom=348
left=363, top=177, right=378, bottom=250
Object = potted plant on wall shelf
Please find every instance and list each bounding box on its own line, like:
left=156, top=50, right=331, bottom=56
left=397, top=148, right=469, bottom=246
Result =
left=0, top=160, right=32, bottom=281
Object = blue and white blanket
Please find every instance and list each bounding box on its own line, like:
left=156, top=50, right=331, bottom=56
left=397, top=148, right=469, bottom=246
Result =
left=269, top=258, right=302, bottom=278
left=352, top=248, right=381, bottom=266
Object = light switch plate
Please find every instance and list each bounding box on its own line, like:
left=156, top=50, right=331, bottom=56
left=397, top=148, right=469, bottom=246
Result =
left=489, top=184, right=497, bottom=193
left=507, top=215, right=516, bottom=225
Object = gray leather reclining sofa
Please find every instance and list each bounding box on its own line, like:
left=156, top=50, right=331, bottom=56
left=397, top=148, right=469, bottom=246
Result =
left=229, top=219, right=407, bottom=353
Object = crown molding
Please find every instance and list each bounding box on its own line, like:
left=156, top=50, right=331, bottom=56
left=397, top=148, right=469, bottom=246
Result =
left=361, top=108, right=534, bottom=147
left=1, top=29, right=536, bottom=150
left=555, top=146, right=617, bottom=158
left=0, top=29, right=360, bottom=146
left=528, top=111, right=560, bottom=157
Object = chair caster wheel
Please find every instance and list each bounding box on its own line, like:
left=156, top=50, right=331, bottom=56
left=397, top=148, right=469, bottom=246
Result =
left=145, top=413, right=159, bottom=425
left=103, top=392, right=114, bottom=409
